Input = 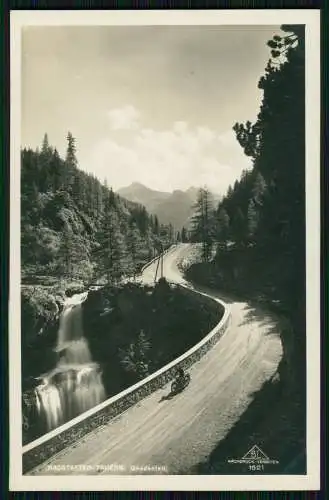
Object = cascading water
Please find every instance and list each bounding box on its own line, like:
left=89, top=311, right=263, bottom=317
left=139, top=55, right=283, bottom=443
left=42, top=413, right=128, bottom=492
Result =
left=34, top=292, right=106, bottom=433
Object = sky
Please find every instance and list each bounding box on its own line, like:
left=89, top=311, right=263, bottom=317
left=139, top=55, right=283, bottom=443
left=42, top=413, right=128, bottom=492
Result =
left=21, top=25, right=282, bottom=194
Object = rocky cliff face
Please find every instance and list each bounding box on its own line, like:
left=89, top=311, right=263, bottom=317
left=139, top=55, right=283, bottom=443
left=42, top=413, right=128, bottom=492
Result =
left=21, top=281, right=86, bottom=387
left=21, top=281, right=87, bottom=444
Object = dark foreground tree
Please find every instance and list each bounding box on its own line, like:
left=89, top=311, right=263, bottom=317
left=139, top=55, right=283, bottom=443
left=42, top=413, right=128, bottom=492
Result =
left=232, top=25, right=305, bottom=326
left=216, top=207, right=230, bottom=246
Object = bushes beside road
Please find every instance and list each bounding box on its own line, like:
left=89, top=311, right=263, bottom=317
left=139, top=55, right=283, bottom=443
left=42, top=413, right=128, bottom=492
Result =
left=82, top=278, right=222, bottom=397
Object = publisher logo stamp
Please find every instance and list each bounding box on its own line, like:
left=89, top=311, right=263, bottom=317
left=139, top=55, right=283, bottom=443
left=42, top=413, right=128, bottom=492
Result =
left=227, top=445, right=279, bottom=471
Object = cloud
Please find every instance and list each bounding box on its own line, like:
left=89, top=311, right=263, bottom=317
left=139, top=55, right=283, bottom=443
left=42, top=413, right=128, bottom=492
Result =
left=217, top=129, right=238, bottom=146
left=83, top=115, right=252, bottom=194
left=107, top=105, right=140, bottom=130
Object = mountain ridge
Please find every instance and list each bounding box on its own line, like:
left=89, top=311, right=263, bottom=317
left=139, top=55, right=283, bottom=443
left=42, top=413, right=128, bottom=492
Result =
left=117, top=182, right=200, bottom=230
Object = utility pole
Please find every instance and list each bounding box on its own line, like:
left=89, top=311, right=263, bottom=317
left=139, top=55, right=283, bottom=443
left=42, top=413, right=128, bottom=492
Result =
left=154, top=252, right=160, bottom=283
left=154, top=242, right=164, bottom=283
left=161, top=251, right=163, bottom=278
left=160, top=242, right=164, bottom=279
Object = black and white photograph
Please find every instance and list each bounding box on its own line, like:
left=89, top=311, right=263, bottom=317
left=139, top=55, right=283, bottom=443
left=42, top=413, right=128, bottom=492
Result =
left=10, top=10, right=320, bottom=491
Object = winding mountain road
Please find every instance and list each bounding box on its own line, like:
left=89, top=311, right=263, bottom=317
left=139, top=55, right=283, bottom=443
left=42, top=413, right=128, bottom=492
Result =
left=29, top=244, right=282, bottom=475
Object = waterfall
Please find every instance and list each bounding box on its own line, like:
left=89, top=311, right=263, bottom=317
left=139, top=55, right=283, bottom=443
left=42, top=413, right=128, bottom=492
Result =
left=34, top=292, right=106, bottom=433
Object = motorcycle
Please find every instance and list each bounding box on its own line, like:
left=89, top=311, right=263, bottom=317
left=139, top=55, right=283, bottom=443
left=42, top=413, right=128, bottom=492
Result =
left=171, top=372, right=191, bottom=394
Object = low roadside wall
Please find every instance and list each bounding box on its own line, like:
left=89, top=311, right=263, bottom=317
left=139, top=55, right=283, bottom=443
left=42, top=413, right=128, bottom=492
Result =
left=22, top=279, right=231, bottom=474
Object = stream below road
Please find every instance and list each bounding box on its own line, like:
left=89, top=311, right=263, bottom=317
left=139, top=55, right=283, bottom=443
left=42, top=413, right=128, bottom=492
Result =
left=34, top=292, right=106, bottom=432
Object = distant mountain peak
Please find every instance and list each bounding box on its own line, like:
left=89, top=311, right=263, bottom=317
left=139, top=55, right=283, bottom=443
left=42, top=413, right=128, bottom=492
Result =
left=130, top=181, right=146, bottom=188
left=119, top=181, right=169, bottom=195
left=116, top=182, right=199, bottom=230
left=186, top=186, right=199, bottom=195
left=121, top=181, right=148, bottom=191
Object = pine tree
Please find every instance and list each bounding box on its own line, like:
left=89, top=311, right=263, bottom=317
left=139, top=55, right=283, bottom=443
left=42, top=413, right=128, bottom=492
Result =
left=247, top=199, right=258, bottom=242
left=41, top=133, right=50, bottom=155
left=217, top=207, right=230, bottom=245
left=38, top=133, right=54, bottom=192
left=21, top=168, right=40, bottom=226
left=57, top=224, right=91, bottom=279
left=190, top=187, right=215, bottom=262
left=96, top=194, right=127, bottom=284
left=49, top=148, right=64, bottom=191
left=119, top=330, right=151, bottom=380
left=72, top=174, right=83, bottom=207
left=126, top=222, right=143, bottom=278
left=226, top=185, right=234, bottom=199
left=137, top=206, right=149, bottom=235
left=95, top=180, right=104, bottom=219
left=231, top=208, right=246, bottom=246
left=159, top=224, right=169, bottom=248
left=181, top=226, right=187, bottom=243
left=65, top=132, right=78, bottom=169
left=168, top=223, right=174, bottom=244
left=63, top=132, right=78, bottom=192
left=252, top=172, right=267, bottom=206
left=154, top=215, right=160, bottom=235
left=58, top=224, right=74, bottom=277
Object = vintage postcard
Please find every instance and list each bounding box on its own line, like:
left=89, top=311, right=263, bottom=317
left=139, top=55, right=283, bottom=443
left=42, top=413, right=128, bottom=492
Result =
left=10, top=9, right=321, bottom=491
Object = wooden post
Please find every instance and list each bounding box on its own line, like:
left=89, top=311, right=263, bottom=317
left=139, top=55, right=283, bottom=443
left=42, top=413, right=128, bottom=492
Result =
left=161, top=252, right=164, bottom=278
left=154, top=250, right=160, bottom=283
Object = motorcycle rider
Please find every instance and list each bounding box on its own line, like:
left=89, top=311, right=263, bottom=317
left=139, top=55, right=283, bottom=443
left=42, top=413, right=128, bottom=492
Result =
left=175, top=367, right=186, bottom=385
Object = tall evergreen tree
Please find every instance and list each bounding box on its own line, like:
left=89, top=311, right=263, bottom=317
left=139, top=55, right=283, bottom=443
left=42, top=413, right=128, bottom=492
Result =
left=231, top=208, right=246, bottom=245
left=190, top=187, right=215, bottom=262
left=65, top=132, right=78, bottom=169
left=58, top=223, right=74, bottom=277
left=126, top=222, right=143, bottom=278
left=119, top=330, right=151, bottom=380
left=49, top=148, right=64, bottom=191
left=247, top=199, right=258, bottom=242
left=217, top=207, right=230, bottom=245
left=38, top=133, right=54, bottom=192
left=181, top=226, right=188, bottom=243
left=168, top=223, right=174, bottom=244
left=96, top=195, right=127, bottom=283
left=252, top=172, right=267, bottom=206
left=154, top=215, right=160, bottom=235
left=41, top=133, right=50, bottom=155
